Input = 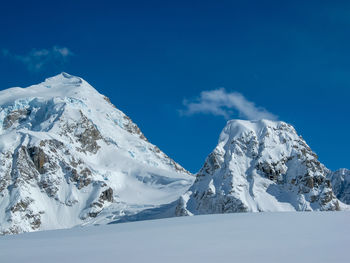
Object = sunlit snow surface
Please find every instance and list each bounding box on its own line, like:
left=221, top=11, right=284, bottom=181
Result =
left=1, top=212, right=349, bottom=263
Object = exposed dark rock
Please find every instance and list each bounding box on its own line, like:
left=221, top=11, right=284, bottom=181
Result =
left=39, top=139, right=64, bottom=152
left=62, top=111, right=103, bottom=153
left=3, top=108, right=31, bottom=129
left=256, top=160, right=288, bottom=183
left=0, top=152, right=12, bottom=193
left=70, top=167, right=92, bottom=189
left=38, top=180, right=59, bottom=197
left=10, top=199, right=32, bottom=213
left=103, top=96, right=116, bottom=108
left=123, top=115, right=148, bottom=141
left=88, top=212, right=100, bottom=218
left=91, top=202, right=103, bottom=208
left=100, top=187, right=113, bottom=202
left=28, top=146, right=48, bottom=174
left=13, top=146, right=40, bottom=186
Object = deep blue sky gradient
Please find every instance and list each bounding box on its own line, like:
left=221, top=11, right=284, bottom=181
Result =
left=0, top=0, right=349, bottom=172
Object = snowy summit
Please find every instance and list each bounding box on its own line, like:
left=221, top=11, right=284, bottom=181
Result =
left=0, top=73, right=192, bottom=235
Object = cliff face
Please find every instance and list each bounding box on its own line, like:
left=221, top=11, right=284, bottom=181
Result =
left=329, top=169, right=350, bottom=205
left=175, top=119, right=340, bottom=216
left=0, top=73, right=193, bottom=235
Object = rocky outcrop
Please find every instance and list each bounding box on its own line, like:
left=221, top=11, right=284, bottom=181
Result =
left=61, top=110, right=103, bottom=154
left=100, top=187, right=114, bottom=202
left=3, top=108, right=31, bottom=129
left=86, top=188, right=114, bottom=218
left=123, top=115, right=148, bottom=141
left=28, top=146, right=48, bottom=174
left=329, top=169, right=350, bottom=205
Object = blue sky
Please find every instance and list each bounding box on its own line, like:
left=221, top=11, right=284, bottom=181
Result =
left=0, top=0, right=349, bottom=172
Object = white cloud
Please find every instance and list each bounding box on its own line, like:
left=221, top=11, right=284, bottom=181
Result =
left=180, top=88, right=277, bottom=120
left=2, top=46, right=73, bottom=72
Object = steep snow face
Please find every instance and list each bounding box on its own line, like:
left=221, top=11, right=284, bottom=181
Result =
left=175, top=119, right=340, bottom=216
left=329, top=169, right=350, bottom=205
left=0, top=73, right=193, bottom=235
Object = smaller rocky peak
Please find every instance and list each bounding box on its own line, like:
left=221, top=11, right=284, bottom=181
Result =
left=174, top=119, right=341, bottom=216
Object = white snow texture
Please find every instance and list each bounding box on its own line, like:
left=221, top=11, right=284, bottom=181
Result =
left=0, top=212, right=349, bottom=263
left=0, top=72, right=349, bottom=236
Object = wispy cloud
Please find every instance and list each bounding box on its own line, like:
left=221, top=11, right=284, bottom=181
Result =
left=2, top=46, right=73, bottom=72
left=180, top=88, right=277, bottom=120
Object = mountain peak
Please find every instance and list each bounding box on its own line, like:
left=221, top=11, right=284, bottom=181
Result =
left=224, top=119, right=292, bottom=136
left=44, top=72, right=82, bottom=84
left=217, top=118, right=298, bottom=152
left=0, top=73, right=100, bottom=107
left=173, top=119, right=340, bottom=216
left=0, top=74, right=192, bottom=235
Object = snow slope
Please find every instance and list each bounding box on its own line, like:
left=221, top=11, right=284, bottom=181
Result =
left=0, top=212, right=349, bottom=263
left=174, top=119, right=342, bottom=216
left=0, top=73, right=193, bottom=234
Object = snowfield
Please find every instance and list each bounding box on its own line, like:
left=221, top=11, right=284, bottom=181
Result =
left=1, top=212, right=349, bottom=263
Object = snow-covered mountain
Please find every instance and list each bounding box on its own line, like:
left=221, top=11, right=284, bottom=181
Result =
left=1, top=73, right=348, bottom=235
left=0, top=73, right=193, bottom=235
left=329, top=169, right=350, bottom=205
left=174, top=119, right=342, bottom=216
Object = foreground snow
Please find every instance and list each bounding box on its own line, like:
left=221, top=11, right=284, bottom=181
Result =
left=1, top=212, right=349, bottom=263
